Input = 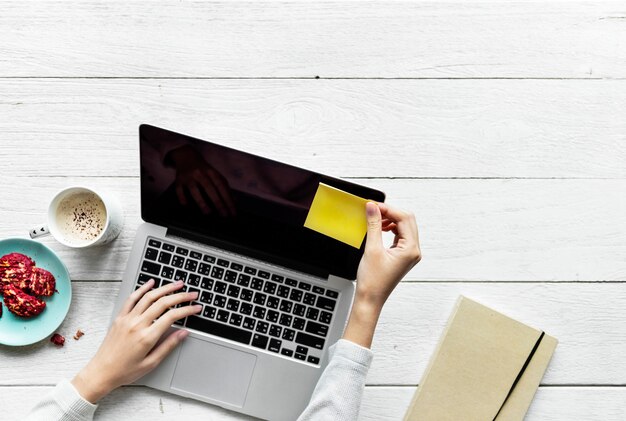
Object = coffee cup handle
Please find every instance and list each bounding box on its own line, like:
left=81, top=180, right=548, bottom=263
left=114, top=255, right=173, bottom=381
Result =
left=29, top=224, right=50, bottom=239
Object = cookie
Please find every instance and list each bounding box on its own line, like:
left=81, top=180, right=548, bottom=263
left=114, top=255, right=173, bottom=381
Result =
left=0, top=253, right=35, bottom=290
left=2, top=283, right=46, bottom=317
left=27, top=267, right=56, bottom=297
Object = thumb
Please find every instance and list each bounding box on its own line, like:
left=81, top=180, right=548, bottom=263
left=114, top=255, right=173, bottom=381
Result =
left=365, top=201, right=383, bottom=251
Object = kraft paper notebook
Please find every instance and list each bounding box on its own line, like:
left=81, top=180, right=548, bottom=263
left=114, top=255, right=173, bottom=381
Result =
left=404, top=296, right=557, bottom=421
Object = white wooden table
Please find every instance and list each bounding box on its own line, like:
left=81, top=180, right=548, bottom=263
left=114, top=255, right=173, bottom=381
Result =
left=1, top=1, right=625, bottom=419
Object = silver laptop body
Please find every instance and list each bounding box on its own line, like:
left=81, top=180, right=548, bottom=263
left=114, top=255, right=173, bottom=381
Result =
left=112, top=125, right=384, bottom=420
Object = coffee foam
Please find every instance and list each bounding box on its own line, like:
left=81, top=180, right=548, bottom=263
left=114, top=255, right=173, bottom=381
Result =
left=55, top=192, right=107, bottom=245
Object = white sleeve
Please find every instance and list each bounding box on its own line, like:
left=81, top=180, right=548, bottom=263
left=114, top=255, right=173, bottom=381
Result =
left=297, top=339, right=373, bottom=421
left=25, top=379, right=98, bottom=421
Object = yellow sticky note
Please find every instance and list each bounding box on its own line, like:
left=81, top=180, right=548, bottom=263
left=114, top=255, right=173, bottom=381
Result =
left=304, top=183, right=368, bottom=248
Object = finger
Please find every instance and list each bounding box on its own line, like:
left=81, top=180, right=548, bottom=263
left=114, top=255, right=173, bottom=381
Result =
left=150, top=304, right=202, bottom=335
left=143, top=329, right=189, bottom=370
left=377, top=203, right=418, bottom=245
left=131, top=280, right=184, bottom=316
left=176, top=183, right=187, bottom=206
left=208, top=169, right=237, bottom=216
left=364, top=201, right=383, bottom=251
left=382, top=222, right=398, bottom=233
left=141, top=290, right=199, bottom=324
left=120, top=279, right=155, bottom=315
left=188, top=182, right=210, bottom=214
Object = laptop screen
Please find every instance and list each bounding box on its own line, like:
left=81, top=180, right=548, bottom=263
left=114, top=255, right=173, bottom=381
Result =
left=139, top=125, right=385, bottom=279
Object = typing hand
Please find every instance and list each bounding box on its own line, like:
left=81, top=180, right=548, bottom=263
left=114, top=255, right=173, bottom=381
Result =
left=71, top=280, right=201, bottom=403
left=342, top=202, right=421, bottom=348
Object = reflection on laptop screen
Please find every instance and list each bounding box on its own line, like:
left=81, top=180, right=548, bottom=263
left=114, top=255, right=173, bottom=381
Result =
left=139, top=125, right=385, bottom=279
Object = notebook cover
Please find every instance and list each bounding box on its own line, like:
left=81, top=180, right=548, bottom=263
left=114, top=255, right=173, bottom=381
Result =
left=404, top=296, right=557, bottom=421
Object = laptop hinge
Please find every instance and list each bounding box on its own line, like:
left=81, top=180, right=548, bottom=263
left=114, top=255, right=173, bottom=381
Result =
left=167, top=226, right=330, bottom=280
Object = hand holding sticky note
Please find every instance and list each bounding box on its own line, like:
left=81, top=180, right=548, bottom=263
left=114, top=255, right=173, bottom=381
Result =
left=304, top=183, right=370, bottom=248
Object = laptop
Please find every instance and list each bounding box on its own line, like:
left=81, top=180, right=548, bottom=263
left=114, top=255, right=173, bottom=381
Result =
left=112, top=124, right=385, bottom=420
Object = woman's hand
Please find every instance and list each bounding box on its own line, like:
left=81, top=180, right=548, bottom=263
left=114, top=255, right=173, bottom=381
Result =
left=71, top=280, right=201, bottom=403
left=342, top=202, right=421, bottom=348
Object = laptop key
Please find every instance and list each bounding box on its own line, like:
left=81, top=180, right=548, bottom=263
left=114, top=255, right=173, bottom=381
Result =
left=214, top=281, right=227, bottom=294
left=316, top=296, right=336, bottom=311
left=292, top=317, right=306, bottom=331
left=216, top=309, right=229, bottom=322
left=214, top=296, right=226, bottom=308
left=217, top=258, right=229, bottom=268
left=255, top=321, right=269, bottom=334
left=263, top=281, right=277, bottom=295
left=319, top=311, right=332, bottom=324
left=306, top=307, right=319, bottom=321
left=240, top=288, right=254, bottom=302
left=279, top=314, right=292, bottom=327
left=240, top=302, right=253, bottom=315
left=242, top=317, right=256, bottom=330
left=144, top=248, right=158, bottom=261
left=138, top=273, right=158, bottom=286
left=237, top=273, right=251, bottom=287
left=296, top=345, right=308, bottom=355
left=253, top=306, right=266, bottom=319
left=229, top=313, right=243, bottom=327
left=285, top=278, right=298, bottom=287
left=293, top=303, right=306, bottom=317
left=282, top=328, right=295, bottom=341
left=298, top=282, right=311, bottom=291
left=174, top=270, right=187, bottom=282
left=198, top=263, right=212, bottom=276
left=289, top=289, right=303, bottom=302
left=162, top=243, right=175, bottom=252
left=224, top=270, right=237, bottom=283
left=176, top=247, right=189, bottom=256
left=279, top=300, right=293, bottom=313
left=203, top=254, right=216, bottom=263
left=326, top=290, right=339, bottom=298
left=269, top=324, right=282, bottom=338
left=252, top=334, right=269, bottom=349
left=161, top=267, right=174, bottom=279
left=186, top=315, right=251, bottom=345
left=203, top=306, right=216, bottom=319
left=158, top=251, right=172, bottom=265
left=188, top=274, right=200, bottom=286
left=258, top=270, right=270, bottom=279
left=251, top=278, right=264, bottom=291
left=253, top=292, right=267, bottom=306
left=141, top=261, right=161, bottom=276
left=184, top=259, right=198, bottom=272
left=172, top=255, right=185, bottom=268
left=281, top=348, right=293, bottom=357
left=211, top=267, right=224, bottom=279
left=294, top=353, right=306, bottom=361
left=148, top=239, right=162, bottom=248
left=267, top=296, right=280, bottom=309
left=200, top=291, right=213, bottom=304
left=227, top=298, right=240, bottom=312
left=227, top=285, right=240, bottom=298
left=244, top=266, right=257, bottom=275
left=271, top=274, right=284, bottom=283
left=277, top=285, right=290, bottom=298
left=312, top=286, right=325, bottom=295
left=268, top=338, right=282, bottom=353
left=305, top=321, right=329, bottom=337
left=190, top=251, right=202, bottom=260
left=307, top=356, right=320, bottom=365
left=201, top=277, right=214, bottom=290
left=303, top=293, right=316, bottom=305
left=295, top=332, right=325, bottom=350
left=231, top=263, right=243, bottom=271
left=266, top=310, right=279, bottom=323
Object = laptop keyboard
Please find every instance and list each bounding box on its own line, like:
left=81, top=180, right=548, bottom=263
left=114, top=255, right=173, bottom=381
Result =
left=135, top=237, right=340, bottom=366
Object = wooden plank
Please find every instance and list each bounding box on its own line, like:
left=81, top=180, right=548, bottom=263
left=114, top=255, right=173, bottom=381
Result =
left=1, top=385, right=625, bottom=420
left=0, top=177, right=624, bottom=282
left=2, top=2, right=625, bottom=78
left=1, top=281, right=625, bottom=385
left=2, top=79, right=626, bottom=178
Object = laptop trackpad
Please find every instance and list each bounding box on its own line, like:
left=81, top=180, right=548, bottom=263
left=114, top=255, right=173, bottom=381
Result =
left=170, top=337, right=256, bottom=407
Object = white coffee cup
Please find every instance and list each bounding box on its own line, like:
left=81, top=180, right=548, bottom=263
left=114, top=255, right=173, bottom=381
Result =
left=29, top=186, right=124, bottom=248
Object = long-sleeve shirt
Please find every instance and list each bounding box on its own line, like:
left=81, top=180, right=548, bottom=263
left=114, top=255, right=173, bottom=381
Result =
left=26, top=339, right=373, bottom=421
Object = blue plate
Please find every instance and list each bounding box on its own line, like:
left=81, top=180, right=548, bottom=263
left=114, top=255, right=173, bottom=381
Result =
left=0, top=238, right=72, bottom=346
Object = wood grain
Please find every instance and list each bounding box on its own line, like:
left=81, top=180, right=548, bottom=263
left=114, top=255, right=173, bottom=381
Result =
left=2, top=385, right=625, bottom=420
left=1, top=281, right=625, bottom=385
left=2, top=79, right=626, bottom=178
left=1, top=176, right=624, bottom=282
left=2, top=2, right=625, bottom=79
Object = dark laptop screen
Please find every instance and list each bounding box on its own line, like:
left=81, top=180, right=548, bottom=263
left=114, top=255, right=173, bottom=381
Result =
left=139, top=125, right=385, bottom=279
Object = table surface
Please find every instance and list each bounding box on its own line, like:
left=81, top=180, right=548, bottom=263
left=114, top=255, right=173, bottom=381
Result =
left=1, top=1, right=625, bottom=420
